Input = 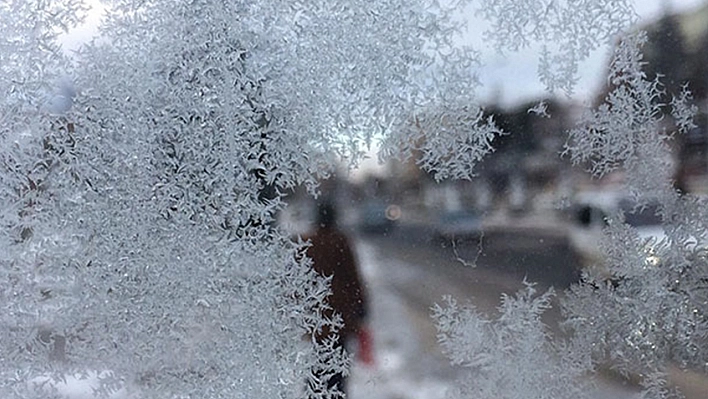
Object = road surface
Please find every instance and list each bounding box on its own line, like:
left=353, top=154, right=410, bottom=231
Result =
left=348, top=224, right=642, bottom=399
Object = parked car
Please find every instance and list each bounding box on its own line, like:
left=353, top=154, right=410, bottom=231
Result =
left=359, top=201, right=400, bottom=233
left=568, top=191, right=666, bottom=276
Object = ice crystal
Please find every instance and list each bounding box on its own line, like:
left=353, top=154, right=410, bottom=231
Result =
left=382, top=102, right=503, bottom=181
left=563, top=228, right=708, bottom=398
left=565, top=32, right=682, bottom=202
left=561, top=29, right=708, bottom=398
left=433, top=284, right=593, bottom=399
left=4, top=1, right=708, bottom=399
left=671, top=85, right=698, bottom=135
left=0, top=0, right=495, bottom=398
left=527, top=100, right=550, bottom=118
left=477, top=0, right=636, bottom=95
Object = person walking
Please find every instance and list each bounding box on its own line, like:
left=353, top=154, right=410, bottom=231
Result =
left=304, top=201, right=370, bottom=398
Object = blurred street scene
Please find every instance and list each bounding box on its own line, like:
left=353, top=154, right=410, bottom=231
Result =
left=33, top=2, right=708, bottom=398
left=275, top=6, right=708, bottom=397
left=347, top=238, right=641, bottom=399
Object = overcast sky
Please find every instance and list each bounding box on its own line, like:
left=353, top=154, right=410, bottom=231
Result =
left=469, top=0, right=708, bottom=107
left=60, top=0, right=707, bottom=108
left=57, top=0, right=707, bottom=179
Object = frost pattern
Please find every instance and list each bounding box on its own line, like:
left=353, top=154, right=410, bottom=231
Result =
left=527, top=100, right=550, bottom=118
left=562, top=217, right=708, bottom=397
left=565, top=32, right=678, bottom=201
left=477, top=0, right=636, bottom=95
left=562, top=31, right=708, bottom=398
left=0, top=0, right=497, bottom=398
left=382, top=102, right=502, bottom=181
left=4, top=1, right=708, bottom=399
left=0, top=0, right=85, bottom=251
left=240, top=0, right=486, bottom=172
left=671, top=85, right=698, bottom=135
left=433, top=284, right=593, bottom=399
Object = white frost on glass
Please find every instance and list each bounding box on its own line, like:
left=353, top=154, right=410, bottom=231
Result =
left=381, top=102, right=503, bottom=181
left=0, top=0, right=498, bottom=398
left=562, top=31, right=708, bottom=399
left=2, top=0, right=708, bottom=399
left=565, top=32, right=675, bottom=201
left=432, top=284, right=593, bottom=399
left=527, top=100, right=550, bottom=118
left=477, top=0, right=636, bottom=95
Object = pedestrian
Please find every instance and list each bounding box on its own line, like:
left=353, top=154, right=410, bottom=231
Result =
left=303, top=201, right=370, bottom=398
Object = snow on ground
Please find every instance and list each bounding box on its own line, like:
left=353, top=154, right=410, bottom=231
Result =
left=349, top=241, right=453, bottom=399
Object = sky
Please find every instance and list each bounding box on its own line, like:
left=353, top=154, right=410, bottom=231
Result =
left=61, top=0, right=708, bottom=108
left=468, top=0, right=708, bottom=107
left=60, top=0, right=105, bottom=53
left=58, top=0, right=707, bottom=178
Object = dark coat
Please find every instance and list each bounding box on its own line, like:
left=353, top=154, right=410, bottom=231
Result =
left=304, top=226, right=367, bottom=342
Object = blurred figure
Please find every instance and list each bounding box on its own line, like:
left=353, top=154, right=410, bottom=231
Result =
left=304, top=201, right=370, bottom=398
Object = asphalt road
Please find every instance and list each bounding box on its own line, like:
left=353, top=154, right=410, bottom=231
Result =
left=354, top=222, right=582, bottom=324
left=348, top=222, right=642, bottom=399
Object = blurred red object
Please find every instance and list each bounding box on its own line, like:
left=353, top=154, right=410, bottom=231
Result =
left=357, top=327, right=375, bottom=367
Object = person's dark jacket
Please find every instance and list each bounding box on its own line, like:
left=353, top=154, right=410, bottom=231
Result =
left=304, top=226, right=367, bottom=342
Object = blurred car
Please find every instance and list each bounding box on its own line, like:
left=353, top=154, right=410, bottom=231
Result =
left=432, top=209, right=482, bottom=242
left=568, top=191, right=666, bottom=276
left=359, top=201, right=400, bottom=233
